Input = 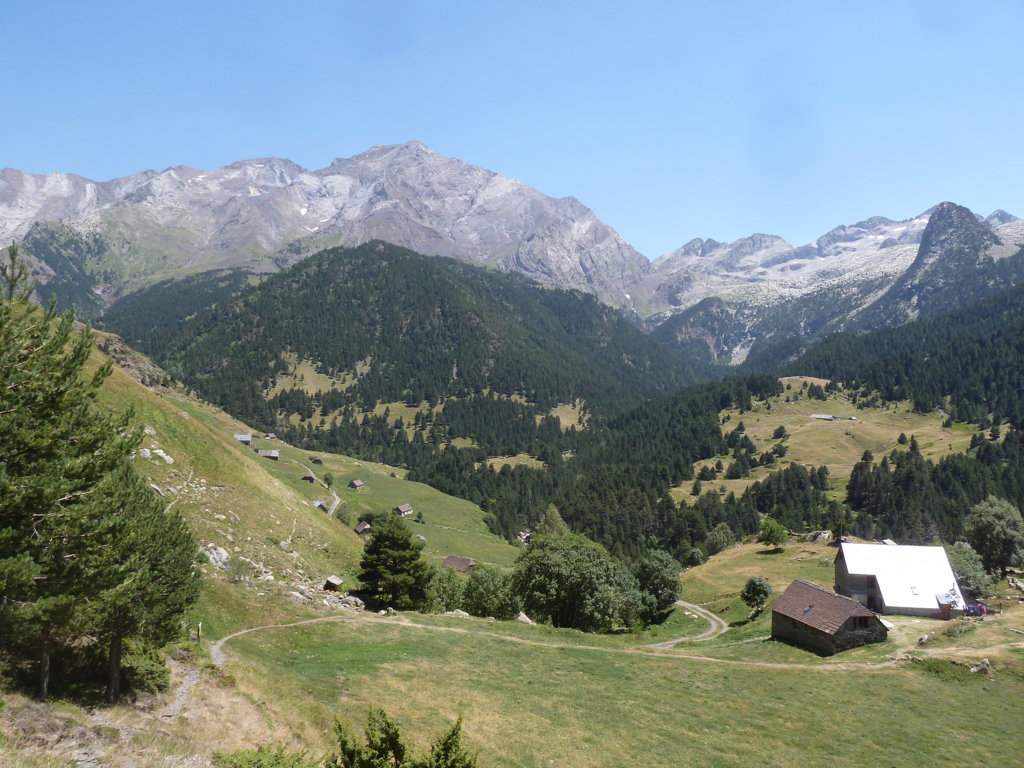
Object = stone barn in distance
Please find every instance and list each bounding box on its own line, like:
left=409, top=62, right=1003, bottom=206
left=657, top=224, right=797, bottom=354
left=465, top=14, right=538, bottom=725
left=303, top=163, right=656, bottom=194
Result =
left=771, top=579, right=888, bottom=655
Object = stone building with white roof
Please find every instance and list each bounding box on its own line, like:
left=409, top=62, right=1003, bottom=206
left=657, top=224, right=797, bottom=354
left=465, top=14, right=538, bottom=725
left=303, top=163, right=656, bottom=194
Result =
left=835, top=542, right=964, bottom=619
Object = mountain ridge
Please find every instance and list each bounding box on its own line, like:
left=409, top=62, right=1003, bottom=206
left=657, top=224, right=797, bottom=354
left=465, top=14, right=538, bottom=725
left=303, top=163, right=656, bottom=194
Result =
left=4, top=143, right=649, bottom=309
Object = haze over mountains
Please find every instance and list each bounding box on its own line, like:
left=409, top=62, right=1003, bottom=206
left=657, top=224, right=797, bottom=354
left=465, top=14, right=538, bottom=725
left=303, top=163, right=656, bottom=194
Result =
left=3, top=141, right=1023, bottom=362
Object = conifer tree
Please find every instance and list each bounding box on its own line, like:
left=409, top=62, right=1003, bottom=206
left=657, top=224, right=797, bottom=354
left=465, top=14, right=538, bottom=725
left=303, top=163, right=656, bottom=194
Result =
left=0, top=243, right=198, bottom=699
left=358, top=516, right=431, bottom=609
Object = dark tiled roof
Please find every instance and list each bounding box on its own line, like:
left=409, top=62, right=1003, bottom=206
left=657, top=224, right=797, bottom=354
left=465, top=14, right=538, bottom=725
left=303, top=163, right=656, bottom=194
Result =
left=771, top=579, right=876, bottom=635
left=442, top=555, right=476, bottom=573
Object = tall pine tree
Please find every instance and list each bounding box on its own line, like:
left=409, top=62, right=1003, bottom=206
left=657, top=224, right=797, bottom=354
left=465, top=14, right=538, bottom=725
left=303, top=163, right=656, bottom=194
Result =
left=0, top=243, right=199, bottom=700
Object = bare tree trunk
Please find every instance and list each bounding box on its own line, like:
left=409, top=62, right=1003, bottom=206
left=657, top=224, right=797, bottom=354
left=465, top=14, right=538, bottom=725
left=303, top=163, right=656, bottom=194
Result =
left=105, top=633, right=123, bottom=703
left=37, top=632, right=51, bottom=700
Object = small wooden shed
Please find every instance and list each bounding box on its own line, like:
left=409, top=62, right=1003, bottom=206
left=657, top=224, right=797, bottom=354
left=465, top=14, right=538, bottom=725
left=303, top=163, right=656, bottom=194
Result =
left=323, top=575, right=344, bottom=591
left=395, top=504, right=414, bottom=517
left=354, top=521, right=372, bottom=535
left=257, top=449, right=280, bottom=460
left=310, top=456, right=323, bottom=465
left=313, top=500, right=329, bottom=511
left=442, top=555, right=476, bottom=574
left=771, top=579, right=887, bottom=655
left=234, top=433, right=252, bottom=446
left=301, top=471, right=316, bottom=483
left=349, top=479, right=365, bottom=490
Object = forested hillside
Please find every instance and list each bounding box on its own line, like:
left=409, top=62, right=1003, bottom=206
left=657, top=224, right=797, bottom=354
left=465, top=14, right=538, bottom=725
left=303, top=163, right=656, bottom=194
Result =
left=102, top=241, right=706, bottom=467
left=782, top=282, right=1024, bottom=426
left=100, top=240, right=1024, bottom=559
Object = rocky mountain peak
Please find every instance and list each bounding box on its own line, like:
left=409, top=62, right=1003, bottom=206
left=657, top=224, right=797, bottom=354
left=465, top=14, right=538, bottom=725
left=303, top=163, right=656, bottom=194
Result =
left=916, top=201, right=1000, bottom=268
left=985, top=209, right=1018, bottom=227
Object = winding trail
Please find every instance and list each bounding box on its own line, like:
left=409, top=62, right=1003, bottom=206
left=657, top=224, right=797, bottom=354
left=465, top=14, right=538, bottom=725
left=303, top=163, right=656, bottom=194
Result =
left=158, top=658, right=200, bottom=720
left=646, top=601, right=729, bottom=648
left=210, top=615, right=355, bottom=667
left=206, top=607, right=918, bottom=673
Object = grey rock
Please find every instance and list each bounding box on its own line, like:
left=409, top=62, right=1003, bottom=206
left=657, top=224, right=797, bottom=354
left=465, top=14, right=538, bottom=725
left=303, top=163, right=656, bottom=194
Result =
left=206, top=546, right=230, bottom=570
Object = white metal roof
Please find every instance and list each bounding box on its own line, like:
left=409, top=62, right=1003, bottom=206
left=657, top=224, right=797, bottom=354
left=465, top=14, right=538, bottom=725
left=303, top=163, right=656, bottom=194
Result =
left=840, top=543, right=964, bottom=611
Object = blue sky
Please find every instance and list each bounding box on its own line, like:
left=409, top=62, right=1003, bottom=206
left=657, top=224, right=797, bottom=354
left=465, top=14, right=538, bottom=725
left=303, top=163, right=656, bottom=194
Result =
left=3, top=1, right=1023, bottom=257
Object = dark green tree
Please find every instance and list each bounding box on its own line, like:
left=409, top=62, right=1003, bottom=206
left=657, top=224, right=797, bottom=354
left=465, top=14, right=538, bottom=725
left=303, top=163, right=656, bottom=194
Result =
left=358, top=516, right=431, bottom=609
left=93, top=465, right=201, bottom=701
left=0, top=242, right=198, bottom=700
left=462, top=564, right=519, bottom=619
left=632, top=549, right=681, bottom=611
left=740, top=576, right=772, bottom=614
left=963, top=496, right=1024, bottom=578
left=511, top=534, right=644, bottom=632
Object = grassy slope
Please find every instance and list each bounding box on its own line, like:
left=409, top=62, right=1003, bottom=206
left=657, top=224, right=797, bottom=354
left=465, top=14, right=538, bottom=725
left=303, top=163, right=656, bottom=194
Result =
left=85, top=337, right=519, bottom=637
left=673, top=375, right=975, bottom=503
left=215, top=537, right=1024, bottom=768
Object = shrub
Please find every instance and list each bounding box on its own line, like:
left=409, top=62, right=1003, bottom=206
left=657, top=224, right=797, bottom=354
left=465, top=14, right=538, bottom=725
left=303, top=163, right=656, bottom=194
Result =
left=463, top=565, right=518, bottom=620
left=426, top=566, right=466, bottom=613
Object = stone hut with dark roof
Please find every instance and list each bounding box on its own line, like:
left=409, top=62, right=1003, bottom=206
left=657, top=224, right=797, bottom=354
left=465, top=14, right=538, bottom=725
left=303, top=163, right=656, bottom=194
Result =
left=442, top=555, right=476, bottom=574
left=301, top=471, right=316, bottom=483
left=771, top=579, right=887, bottom=655
left=394, top=504, right=414, bottom=517
left=349, top=479, right=365, bottom=490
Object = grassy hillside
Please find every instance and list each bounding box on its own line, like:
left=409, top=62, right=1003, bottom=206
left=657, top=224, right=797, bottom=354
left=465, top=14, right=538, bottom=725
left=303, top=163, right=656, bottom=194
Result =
left=85, top=333, right=518, bottom=634
left=154, top=539, right=1024, bottom=767
left=673, top=375, right=975, bottom=503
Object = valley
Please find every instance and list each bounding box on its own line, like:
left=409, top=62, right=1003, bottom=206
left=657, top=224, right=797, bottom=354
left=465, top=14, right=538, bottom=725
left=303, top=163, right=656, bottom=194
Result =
left=4, top=321, right=1023, bottom=767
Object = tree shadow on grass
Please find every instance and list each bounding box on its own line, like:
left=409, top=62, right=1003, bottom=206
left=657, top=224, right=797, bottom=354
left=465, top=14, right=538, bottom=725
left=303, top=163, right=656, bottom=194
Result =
left=730, top=608, right=765, bottom=628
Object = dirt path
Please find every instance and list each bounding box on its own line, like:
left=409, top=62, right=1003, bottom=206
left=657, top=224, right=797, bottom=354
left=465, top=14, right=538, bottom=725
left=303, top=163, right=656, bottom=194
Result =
left=207, top=610, right=907, bottom=673
left=158, top=658, right=200, bottom=720
left=210, top=615, right=358, bottom=667
left=646, top=601, right=730, bottom=648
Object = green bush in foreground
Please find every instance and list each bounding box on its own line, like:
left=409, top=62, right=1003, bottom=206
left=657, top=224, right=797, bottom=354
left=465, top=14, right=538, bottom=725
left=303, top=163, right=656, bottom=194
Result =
left=213, top=710, right=478, bottom=768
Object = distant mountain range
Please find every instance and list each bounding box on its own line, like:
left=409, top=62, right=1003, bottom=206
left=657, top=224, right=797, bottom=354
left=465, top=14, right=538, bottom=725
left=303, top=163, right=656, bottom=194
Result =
left=4, top=142, right=1022, bottom=361
left=2, top=143, right=647, bottom=311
